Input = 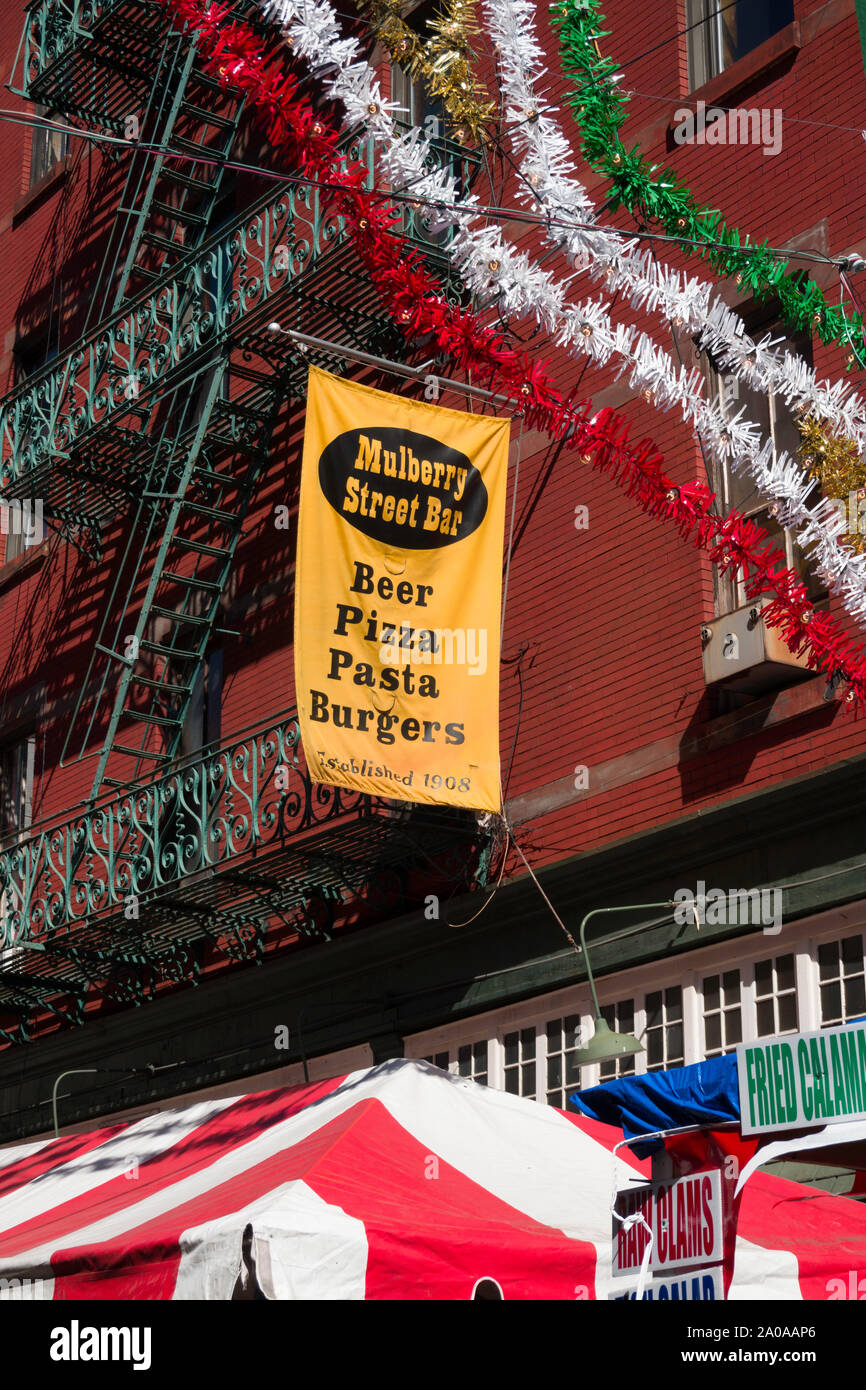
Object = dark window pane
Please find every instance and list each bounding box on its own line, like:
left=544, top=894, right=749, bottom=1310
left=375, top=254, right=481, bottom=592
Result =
left=458, top=1044, right=471, bottom=1069
left=620, top=1001, right=634, bottom=1032
left=504, top=1068, right=519, bottom=1094
left=668, top=1024, right=684, bottom=1061
left=435, top=1051, right=448, bottom=1070
left=474, top=1041, right=487, bottom=1069
left=755, top=959, right=772, bottom=994
left=757, top=999, right=775, bottom=1036
left=547, top=1019, right=561, bottom=1047
left=822, top=981, right=842, bottom=1023
left=475, top=1072, right=487, bottom=1088
left=646, top=992, right=662, bottom=1028
left=647, top=1030, right=663, bottom=1066
left=703, top=976, right=720, bottom=1011
left=776, top=955, right=795, bottom=993
left=520, top=1027, right=535, bottom=1055
left=845, top=977, right=866, bottom=1018
left=818, top=942, right=838, bottom=980
left=778, top=992, right=798, bottom=1033
left=842, top=937, right=863, bottom=975
left=722, top=971, right=740, bottom=1004
left=727, top=1010, right=742, bottom=1045
left=564, top=1014, right=581, bottom=1045
left=621, top=1055, right=636, bottom=1075
left=504, top=1032, right=518, bottom=1066
left=565, top=1053, right=581, bottom=1085
left=547, top=1089, right=560, bottom=1107
left=705, top=1013, right=722, bottom=1053
left=522, top=1062, right=535, bottom=1094
left=665, top=987, right=683, bottom=1021
left=547, top=1054, right=562, bottom=1090
left=601, top=1004, right=614, bottom=1030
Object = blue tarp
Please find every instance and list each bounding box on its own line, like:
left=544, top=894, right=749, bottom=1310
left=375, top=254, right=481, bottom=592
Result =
left=570, top=1054, right=740, bottom=1154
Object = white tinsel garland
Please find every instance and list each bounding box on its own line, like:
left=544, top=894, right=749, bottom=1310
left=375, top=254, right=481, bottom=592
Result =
left=259, top=0, right=866, bottom=625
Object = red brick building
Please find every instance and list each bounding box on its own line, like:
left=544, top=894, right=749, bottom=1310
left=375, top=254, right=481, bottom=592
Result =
left=0, top=0, right=863, bottom=1152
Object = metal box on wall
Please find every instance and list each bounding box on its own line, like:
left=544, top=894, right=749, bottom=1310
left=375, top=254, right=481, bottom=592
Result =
left=701, top=598, right=813, bottom=696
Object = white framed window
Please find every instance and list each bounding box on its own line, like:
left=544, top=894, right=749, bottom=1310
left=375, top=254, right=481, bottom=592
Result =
left=406, top=909, right=866, bottom=1107
left=753, top=952, right=798, bottom=1037
left=0, top=733, right=35, bottom=961
left=685, top=1, right=795, bottom=89
left=818, top=935, right=866, bottom=1027
left=702, top=968, right=743, bottom=1057
left=599, top=998, right=637, bottom=1082
left=545, top=1014, right=583, bottom=1108
left=502, top=1026, right=536, bottom=1098
left=707, top=312, right=825, bottom=617
left=645, top=986, right=685, bottom=1072
left=457, top=1039, right=488, bottom=1086
left=0, top=735, right=34, bottom=844
left=30, top=105, right=69, bottom=187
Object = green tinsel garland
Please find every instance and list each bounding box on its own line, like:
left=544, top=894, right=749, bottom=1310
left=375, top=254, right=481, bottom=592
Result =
left=551, top=0, right=863, bottom=360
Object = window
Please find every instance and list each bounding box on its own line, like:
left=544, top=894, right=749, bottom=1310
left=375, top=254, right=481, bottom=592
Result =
left=600, top=999, right=637, bottom=1081
left=503, top=1027, right=536, bottom=1098
left=686, top=1, right=795, bottom=89
left=0, top=736, right=34, bottom=844
left=818, top=937, right=866, bottom=1027
left=181, top=649, right=223, bottom=757
left=545, top=1014, right=583, bottom=1109
left=30, top=106, right=69, bottom=186
left=645, top=987, right=685, bottom=1072
left=424, top=1050, right=450, bottom=1072
left=755, top=953, right=798, bottom=1036
left=708, top=312, right=825, bottom=616
left=703, top=969, right=743, bottom=1057
left=457, top=1040, right=488, bottom=1086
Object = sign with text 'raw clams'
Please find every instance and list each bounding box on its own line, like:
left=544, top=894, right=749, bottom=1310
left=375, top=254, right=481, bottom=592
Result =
left=612, top=1170, right=723, bottom=1277
left=294, top=366, right=509, bottom=811
left=738, top=1020, right=866, bottom=1135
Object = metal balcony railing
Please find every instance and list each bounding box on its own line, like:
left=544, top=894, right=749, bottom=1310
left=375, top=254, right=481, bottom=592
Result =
left=0, top=704, right=486, bottom=1037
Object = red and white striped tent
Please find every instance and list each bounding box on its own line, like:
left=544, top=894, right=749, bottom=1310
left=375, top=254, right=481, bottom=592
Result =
left=0, top=1058, right=863, bottom=1299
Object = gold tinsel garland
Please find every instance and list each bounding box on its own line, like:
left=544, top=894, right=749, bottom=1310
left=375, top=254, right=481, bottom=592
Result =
left=363, top=0, right=494, bottom=139
left=797, top=415, right=866, bottom=552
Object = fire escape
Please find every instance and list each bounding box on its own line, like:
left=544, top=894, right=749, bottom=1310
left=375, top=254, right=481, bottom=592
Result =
left=0, top=0, right=493, bottom=1044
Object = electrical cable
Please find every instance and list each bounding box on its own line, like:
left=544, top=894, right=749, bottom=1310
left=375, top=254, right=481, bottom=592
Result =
left=0, top=106, right=856, bottom=273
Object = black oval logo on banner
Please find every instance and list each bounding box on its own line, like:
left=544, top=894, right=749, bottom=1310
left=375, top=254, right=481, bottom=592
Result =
left=318, top=427, right=487, bottom=549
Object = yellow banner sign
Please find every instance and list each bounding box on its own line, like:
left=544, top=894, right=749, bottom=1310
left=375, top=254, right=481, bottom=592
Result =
left=294, top=366, right=510, bottom=812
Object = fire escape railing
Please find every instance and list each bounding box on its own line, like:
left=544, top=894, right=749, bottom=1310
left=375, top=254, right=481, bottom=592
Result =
left=0, top=0, right=490, bottom=1043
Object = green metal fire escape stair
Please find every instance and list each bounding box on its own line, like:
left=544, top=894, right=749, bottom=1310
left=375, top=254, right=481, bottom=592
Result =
left=66, top=368, right=280, bottom=798
left=87, top=27, right=245, bottom=325
left=57, top=24, right=259, bottom=800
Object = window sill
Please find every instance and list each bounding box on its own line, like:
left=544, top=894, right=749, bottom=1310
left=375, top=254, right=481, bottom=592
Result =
left=13, top=154, right=73, bottom=226
left=688, top=21, right=801, bottom=106
left=0, top=537, right=49, bottom=593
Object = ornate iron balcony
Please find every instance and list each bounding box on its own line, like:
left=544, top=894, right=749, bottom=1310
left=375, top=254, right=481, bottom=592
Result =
left=0, top=705, right=487, bottom=1040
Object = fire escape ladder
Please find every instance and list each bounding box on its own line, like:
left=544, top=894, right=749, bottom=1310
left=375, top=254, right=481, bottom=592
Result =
left=86, top=26, right=246, bottom=327
left=86, top=367, right=278, bottom=801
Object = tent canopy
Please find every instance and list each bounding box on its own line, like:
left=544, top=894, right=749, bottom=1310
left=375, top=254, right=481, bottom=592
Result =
left=0, top=1059, right=864, bottom=1299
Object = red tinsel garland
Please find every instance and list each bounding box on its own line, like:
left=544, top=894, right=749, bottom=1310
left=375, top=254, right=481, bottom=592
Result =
left=157, top=0, right=866, bottom=706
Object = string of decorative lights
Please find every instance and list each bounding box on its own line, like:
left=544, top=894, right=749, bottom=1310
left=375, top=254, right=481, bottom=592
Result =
left=259, top=0, right=866, bottom=630
left=552, top=0, right=865, bottom=360
left=156, top=0, right=866, bottom=704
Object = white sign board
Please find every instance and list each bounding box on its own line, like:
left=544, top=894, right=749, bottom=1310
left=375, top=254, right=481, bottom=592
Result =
left=613, top=1169, right=723, bottom=1277
left=737, top=1021, right=866, bottom=1136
